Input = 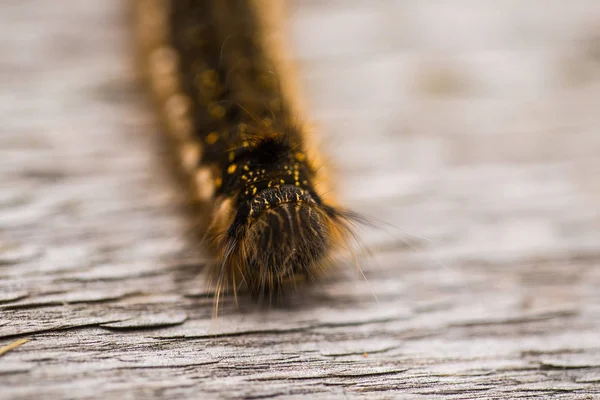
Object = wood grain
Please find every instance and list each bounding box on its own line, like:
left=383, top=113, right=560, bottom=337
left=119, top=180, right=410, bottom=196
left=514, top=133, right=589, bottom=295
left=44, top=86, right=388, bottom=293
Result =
left=1, top=1, right=600, bottom=399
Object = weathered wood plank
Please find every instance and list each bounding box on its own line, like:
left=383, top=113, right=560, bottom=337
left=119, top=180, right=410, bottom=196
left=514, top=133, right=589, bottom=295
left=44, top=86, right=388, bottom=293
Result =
left=1, top=0, right=600, bottom=399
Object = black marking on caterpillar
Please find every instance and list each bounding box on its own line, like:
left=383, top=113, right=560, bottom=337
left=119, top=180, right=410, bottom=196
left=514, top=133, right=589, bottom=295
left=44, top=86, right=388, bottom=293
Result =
left=135, top=0, right=364, bottom=309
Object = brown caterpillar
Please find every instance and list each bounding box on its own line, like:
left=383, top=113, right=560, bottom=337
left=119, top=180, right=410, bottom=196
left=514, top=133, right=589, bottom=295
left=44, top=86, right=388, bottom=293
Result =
left=134, top=0, right=362, bottom=305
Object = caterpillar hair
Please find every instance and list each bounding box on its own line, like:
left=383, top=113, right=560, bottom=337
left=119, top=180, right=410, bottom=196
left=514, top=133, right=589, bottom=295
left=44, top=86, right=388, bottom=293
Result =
left=134, top=0, right=364, bottom=307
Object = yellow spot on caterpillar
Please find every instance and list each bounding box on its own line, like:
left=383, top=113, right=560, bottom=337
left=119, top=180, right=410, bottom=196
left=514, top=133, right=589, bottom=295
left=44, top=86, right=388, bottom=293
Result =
left=215, top=176, right=222, bottom=189
left=295, top=152, right=306, bottom=161
left=228, top=164, right=237, bottom=174
left=243, top=165, right=249, bottom=171
left=229, top=152, right=235, bottom=162
left=280, top=179, right=285, bottom=184
left=194, top=167, right=215, bottom=201
left=252, top=187, right=257, bottom=195
left=206, top=131, right=219, bottom=145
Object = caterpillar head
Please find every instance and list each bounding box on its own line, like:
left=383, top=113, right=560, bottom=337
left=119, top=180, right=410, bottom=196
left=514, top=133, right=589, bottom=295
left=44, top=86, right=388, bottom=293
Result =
left=210, top=185, right=355, bottom=305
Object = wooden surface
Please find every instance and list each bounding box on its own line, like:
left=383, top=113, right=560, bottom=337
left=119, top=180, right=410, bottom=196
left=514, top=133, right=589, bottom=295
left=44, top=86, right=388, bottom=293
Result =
left=2, top=1, right=600, bottom=399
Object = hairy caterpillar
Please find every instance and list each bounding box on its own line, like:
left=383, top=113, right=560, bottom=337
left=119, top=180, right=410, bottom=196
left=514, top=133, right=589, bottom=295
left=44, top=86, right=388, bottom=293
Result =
left=134, top=0, right=362, bottom=305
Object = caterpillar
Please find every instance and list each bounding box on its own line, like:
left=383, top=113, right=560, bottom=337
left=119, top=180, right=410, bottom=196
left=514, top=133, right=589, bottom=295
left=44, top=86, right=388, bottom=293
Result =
left=134, top=0, right=362, bottom=305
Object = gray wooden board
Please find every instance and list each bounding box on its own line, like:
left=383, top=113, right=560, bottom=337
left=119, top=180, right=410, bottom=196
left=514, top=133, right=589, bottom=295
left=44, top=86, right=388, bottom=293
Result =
left=1, top=0, right=600, bottom=399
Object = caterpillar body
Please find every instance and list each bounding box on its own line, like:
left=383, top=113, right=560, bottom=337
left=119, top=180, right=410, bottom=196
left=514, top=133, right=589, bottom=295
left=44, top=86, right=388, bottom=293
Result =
left=134, top=0, right=361, bottom=304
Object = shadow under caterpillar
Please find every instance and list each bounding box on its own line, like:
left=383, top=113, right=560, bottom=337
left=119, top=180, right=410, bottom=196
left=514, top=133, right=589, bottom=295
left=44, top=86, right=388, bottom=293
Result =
left=134, top=0, right=366, bottom=309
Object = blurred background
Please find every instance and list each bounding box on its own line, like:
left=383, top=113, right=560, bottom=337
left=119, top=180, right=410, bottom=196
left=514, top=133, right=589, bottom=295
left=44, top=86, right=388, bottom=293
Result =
left=1, top=1, right=600, bottom=397
left=288, top=1, right=600, bottom=263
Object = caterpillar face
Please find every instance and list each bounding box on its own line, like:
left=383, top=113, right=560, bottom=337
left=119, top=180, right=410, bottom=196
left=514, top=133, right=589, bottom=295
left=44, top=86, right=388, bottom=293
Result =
left=135, top=0, right=360, bottom=303
left=218, top=185, right=333, bottom=296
